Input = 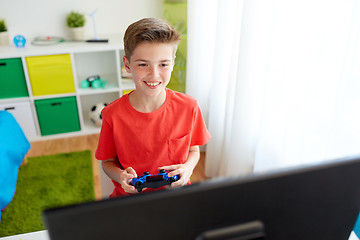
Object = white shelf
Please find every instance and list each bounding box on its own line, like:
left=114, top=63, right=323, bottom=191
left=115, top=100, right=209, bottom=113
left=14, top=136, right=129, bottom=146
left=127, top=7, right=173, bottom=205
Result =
left=0, top=97, right=30, bottom=104
left=77, top=87, right=120, bottom=96
left=0, top=34, right=123, bottom=59
left=32, top=93, right=76, bottom=100
left=0, top=38, right=132, bottom=141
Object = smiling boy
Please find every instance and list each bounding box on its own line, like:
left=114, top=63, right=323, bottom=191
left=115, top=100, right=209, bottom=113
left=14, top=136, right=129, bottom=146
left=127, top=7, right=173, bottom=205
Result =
left=95, top=18, right=210, bottom=197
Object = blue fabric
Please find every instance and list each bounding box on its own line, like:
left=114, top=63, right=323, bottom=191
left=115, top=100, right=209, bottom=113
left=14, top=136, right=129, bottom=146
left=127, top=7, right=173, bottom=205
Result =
left=0, top=111, right=30, bottom=221
left=354, top=213, right=360, bottom=238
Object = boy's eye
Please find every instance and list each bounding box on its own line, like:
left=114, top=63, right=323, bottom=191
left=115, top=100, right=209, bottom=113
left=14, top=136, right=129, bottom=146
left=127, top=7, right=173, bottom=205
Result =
left=161, top=63, right=169, bottom=67
left=138, top=63, right=147, bottom=67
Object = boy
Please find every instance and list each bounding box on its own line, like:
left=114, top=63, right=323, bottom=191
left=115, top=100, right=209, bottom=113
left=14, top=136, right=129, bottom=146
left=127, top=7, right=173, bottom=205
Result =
left=95, top=18, right=210, bottom=197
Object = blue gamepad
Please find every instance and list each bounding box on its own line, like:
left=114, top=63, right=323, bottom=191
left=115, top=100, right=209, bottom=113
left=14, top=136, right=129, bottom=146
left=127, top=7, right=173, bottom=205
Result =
left=130, top=169, right=180, bottom=193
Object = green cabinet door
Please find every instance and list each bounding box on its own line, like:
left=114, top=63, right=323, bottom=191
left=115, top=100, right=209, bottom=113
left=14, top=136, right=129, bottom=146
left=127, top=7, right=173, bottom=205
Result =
left=0, top=58, right=29, bottom=99
left=35, top=96, right=81, bottom=136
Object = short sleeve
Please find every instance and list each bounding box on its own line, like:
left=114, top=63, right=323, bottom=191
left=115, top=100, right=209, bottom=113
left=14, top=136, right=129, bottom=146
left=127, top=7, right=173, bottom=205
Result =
left=95, top=117, right=117, bottom=160
left=190, top=104, right=211, bottom=146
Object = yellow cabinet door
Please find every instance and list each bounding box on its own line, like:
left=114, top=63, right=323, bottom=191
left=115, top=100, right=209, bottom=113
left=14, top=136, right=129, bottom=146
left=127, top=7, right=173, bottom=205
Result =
left=27, top=54, right=75, bottom=96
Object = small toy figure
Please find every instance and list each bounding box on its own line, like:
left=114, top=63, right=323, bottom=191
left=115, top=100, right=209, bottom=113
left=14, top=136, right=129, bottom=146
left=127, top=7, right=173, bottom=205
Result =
left=81, top=75, right=106, bottom=89
left=13, top=35, right=26, bottom=48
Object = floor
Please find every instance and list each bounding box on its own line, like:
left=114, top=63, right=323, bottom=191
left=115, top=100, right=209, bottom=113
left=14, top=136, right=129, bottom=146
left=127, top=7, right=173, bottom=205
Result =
left=26, top=134, right=208, bottom=200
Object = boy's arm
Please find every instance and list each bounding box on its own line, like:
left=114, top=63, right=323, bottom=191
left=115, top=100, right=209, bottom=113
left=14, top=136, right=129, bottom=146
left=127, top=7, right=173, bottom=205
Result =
left=159, top=145, right=200, bottom=187
left=101, top=158, right=139, bottom=193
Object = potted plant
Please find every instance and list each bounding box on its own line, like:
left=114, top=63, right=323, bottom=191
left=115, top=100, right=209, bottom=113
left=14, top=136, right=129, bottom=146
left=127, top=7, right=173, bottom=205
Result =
left=66, top=11, right=86, bottom=41
left=0, top=18, right=9, bottom=45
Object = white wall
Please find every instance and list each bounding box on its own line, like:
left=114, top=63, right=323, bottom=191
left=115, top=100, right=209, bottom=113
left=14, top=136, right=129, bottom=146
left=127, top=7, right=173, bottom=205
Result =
left=0, top=0, right=163, bottom=41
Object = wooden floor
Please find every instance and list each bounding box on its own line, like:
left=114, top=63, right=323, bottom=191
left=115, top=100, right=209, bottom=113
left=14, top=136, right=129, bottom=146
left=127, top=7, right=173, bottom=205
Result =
left=26, top=134, right=208, bottom=200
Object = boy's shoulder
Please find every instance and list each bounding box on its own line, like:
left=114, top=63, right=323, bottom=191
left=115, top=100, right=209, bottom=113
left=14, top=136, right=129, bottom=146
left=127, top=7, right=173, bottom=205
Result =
left=101, top=94, right=129, bottom=115
left=168, top=88, right=198, bottom=107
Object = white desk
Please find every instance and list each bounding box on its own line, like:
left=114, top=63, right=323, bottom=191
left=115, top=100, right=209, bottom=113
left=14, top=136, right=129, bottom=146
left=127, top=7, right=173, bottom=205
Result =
left=0, top=231, right=49, bottom=240
left=1, top=230, right=358, bottom=240
left=350, top=231, right=360, bottom=240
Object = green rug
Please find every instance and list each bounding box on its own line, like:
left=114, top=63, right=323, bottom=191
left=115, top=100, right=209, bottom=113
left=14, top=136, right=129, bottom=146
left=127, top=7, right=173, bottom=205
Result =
left=0, top=150, right=95, bottom=237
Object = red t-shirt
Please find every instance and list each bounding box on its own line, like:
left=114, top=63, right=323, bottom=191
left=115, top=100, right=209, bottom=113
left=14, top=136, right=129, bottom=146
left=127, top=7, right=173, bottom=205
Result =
left=95, top=88, right=211, bottom=197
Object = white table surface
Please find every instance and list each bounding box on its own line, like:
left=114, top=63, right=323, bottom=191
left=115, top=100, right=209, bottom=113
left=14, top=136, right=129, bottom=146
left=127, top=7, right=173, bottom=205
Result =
left=350, top=231, right=360, bottom=240
left=0, top=229, right=358, bottom=240
left=0, top=230, right=49, bottom=240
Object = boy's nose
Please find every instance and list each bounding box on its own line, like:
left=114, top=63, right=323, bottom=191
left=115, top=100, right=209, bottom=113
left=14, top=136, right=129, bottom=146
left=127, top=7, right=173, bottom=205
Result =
left=149, top=66, right=160, bottom=77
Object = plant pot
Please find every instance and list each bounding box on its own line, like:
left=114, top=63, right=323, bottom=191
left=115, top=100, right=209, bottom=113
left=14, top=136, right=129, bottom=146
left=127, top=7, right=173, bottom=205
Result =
left=0, top=31, right=9, bottom=45
left=69, top=27, right=85, bottom=41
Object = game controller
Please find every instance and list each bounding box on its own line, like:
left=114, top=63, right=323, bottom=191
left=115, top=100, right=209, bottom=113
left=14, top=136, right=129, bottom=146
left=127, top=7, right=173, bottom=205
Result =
left=130, top=169, right=180, bottom=193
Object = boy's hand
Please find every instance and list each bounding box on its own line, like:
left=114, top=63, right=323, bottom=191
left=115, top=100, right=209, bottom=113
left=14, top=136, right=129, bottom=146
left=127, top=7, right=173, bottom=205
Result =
left=159, top=146, right=200, bottom=188
left=158, top=164, right=193, bottom=187
left=119, top=167, right=140, bottom=194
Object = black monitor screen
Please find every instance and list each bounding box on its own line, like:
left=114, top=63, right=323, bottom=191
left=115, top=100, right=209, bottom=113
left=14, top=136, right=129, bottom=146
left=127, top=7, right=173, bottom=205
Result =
left=43, top=155, right=360, bottom=240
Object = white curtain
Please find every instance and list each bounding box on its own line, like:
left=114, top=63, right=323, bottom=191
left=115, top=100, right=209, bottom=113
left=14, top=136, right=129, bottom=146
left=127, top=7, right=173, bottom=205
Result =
left=187, top=0, right=360, bottom=178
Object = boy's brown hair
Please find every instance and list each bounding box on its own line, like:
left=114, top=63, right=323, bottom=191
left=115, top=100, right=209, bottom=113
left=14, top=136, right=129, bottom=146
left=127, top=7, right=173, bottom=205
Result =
left=123, top=18, right=181, bottom=60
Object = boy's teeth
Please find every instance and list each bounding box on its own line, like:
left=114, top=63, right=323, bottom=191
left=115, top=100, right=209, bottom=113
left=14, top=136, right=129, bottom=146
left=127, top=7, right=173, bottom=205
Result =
left=146, top=82, right=159, bottom=86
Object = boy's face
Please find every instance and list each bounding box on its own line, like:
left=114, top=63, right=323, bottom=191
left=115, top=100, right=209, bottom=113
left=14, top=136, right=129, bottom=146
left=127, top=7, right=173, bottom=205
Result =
left=124, top=42, right=176, bottom=98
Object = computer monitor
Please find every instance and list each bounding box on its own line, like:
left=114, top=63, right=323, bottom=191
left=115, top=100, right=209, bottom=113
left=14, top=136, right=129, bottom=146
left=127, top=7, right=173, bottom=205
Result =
left=43, top=155, right=360, bottom=240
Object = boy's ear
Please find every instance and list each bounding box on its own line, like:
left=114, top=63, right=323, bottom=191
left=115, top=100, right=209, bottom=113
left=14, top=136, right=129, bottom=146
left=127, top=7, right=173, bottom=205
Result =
left=123, top=56, right=131, bottom=73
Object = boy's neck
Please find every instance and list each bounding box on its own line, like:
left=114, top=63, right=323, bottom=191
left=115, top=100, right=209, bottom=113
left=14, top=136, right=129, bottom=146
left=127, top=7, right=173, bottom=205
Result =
left=128, top=89, right=167, bottom=113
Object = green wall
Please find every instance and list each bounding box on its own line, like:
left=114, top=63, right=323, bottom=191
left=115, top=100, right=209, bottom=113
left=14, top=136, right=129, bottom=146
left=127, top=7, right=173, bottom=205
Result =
left=163, top=0, right=187, bottom=92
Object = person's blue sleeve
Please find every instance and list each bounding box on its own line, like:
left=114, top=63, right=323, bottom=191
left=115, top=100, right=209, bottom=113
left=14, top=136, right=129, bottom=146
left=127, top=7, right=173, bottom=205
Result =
left=0, top=111, right=31, bottom=220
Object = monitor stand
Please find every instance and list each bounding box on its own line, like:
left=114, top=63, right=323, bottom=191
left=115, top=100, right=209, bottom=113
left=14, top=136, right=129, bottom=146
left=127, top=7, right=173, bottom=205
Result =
left=196, top=220, right=266, bottom=240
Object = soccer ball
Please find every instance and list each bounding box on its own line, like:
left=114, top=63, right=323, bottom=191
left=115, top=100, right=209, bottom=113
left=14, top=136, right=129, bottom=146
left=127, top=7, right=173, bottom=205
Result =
left=89, top=102, right=108, bottom=127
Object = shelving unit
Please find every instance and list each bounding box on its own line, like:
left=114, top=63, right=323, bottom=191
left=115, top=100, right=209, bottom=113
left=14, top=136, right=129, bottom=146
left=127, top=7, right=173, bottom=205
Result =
left=0, top=36, right=135, bottom=141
